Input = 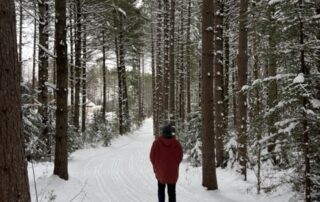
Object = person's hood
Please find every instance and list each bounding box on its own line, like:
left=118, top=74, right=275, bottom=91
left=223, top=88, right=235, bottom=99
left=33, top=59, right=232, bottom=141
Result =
left=158, top=136, right=176, bottom=147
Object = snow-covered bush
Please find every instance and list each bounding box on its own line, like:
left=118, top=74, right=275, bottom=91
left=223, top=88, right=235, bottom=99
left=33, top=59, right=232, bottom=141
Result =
left=180, top=111, right=202, bottom=167
left=84, top=112, right=117, bottom=146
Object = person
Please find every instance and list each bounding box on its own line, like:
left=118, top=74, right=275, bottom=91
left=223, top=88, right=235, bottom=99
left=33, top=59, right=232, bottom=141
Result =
left=150, top=123, right=183, bottom=202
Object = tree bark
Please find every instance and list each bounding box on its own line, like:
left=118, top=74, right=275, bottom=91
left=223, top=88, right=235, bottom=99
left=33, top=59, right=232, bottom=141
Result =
left=156, top=0, right=164, bottom=135
left=236, top=0, right=248, bottom=181
left=223, top=3, right=230, bottom=168
left=163, top=0, right=170, bottom=119
left=298, top=1, right=311, bottom=200
left=81, top=15, right=87, bottom=133
left=38, top=0, right=50, bottom=157
left=53, top=0, right=69, bottom=180
left=19, top=0, right=23, bottom=81
left=186, top=0, right=192, bottom=114
left=214, top=0, right=224, bottom=167
left=74, top=0, right=82, bottom=130
left=69, top=2, right=75, bottom=118
left=102, top=30, right=107, bottom=121
left=179, top=3, right=186, bottom=125
left=169, top=0, right=176, bottom=121
left=317, top=4, right=320, bottom=72
left=201, top=0, right=218, bottom=190
left=119, top=13, right=129, bottom=133
left=151, top=17, right=158, bottom=136
left=115, top=34, right=124, bottom=134
left=0, top=0, right=31, bottom=200
left=252, top=2, right=261, bottom=192
left=32, top=0, right=37, bottom=90
left=267, top=7, right=278, bottom=164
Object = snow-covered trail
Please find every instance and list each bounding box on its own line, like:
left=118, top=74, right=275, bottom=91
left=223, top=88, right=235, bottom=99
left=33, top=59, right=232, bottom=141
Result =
left=29, top=118, right=290, bottom=202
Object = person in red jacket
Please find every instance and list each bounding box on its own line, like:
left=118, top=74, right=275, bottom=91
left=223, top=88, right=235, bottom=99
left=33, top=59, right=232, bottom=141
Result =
left=150, top=123, right=183, bottom=202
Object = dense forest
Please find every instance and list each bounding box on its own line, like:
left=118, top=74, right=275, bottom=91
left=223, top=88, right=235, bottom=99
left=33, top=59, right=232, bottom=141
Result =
left=0, top=0, right=319, bottom=201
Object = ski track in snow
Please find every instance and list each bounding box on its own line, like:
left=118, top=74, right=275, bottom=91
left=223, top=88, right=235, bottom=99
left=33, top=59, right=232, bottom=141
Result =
left=29, top=118, right=291, bottom=202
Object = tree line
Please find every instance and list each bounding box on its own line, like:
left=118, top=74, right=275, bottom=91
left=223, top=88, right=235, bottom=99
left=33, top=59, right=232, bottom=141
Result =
left=149, top=0, right=320, bottom=201
left=0, top=0, right=319, bottom=201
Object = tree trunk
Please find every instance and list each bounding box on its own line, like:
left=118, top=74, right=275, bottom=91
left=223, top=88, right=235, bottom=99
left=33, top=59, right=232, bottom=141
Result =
left=156, top=0, right=164, bottom=135
left=0, top=0, right=31, bottom=200
left=69, top=2, right=75, bottom=118
left=214, top=0, right=224, bottom=168
left=53, top=0, right=69, bottom=180
left=298, top=1, right=311, bottom=200
left=119, top=14, right=129, bottom=133
left=179, top=4, right=186, bottom=126
left=223, top=3, right=230, bottom=168
left=163, top=0, right=170, bottom=119
left=19, top=0, right=23, bottom=81
left=186, top=0, right=192, bottom=114
left=151, top=17, right=158, bottom=136
left=201, top=0, right=218, bottom=190
left=32, top=0, right=37, bottom=90
left=115, top=35, right=124, bottom=135
left=267, top=7, right=278, bottom=164
left=317, top=4, right=320, bottom=72
left=74, top=0, right=82, bottom=130
left=138, top=54, right=144, bottom=121
left=102, top=30, right=107, bottom=121
left=232, top=63, right=237, bottom=128
left=38, top=0, right=50, bottom=157
left=81, top=15, right=87, bottom=133
left=169, top=0, right=176, bottom=121
left=252, top=3, right=261, bottom=192
left=236, top=0, right=248, bottom=181
left=141, top=54, right=145, bottom=118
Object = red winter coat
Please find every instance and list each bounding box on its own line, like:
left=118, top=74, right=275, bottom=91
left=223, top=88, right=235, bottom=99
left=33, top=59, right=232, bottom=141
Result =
left=150, top=136, right=183, bottom=184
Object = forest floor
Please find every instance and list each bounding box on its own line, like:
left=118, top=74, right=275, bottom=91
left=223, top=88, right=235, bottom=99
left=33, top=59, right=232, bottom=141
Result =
left=28, top=118, right=292, bottom=202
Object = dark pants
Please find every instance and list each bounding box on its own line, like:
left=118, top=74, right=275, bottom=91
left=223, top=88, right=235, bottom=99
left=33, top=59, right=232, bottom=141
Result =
left=158, top=181, right=176, bottom=202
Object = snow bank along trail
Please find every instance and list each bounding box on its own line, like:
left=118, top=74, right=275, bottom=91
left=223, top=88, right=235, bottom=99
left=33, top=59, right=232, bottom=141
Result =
left=29, top=118, right=291, bottom=202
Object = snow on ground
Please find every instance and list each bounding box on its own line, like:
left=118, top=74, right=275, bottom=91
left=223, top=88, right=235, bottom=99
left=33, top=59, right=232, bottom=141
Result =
left=28, top=118, right=292, bottom=202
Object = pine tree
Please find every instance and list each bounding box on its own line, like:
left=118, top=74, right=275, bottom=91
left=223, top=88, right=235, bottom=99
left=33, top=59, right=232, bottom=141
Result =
left=201, top=0, right=218, bottom=190
left=214, top=0, right=224, bottom=167
left=236, top=0, right=248, bottom=180
left=38, top=0, right=50, bottom=157
left=74, top=0, right=82, bottom=131
left=0, top=0, right=30, bottom=200
left=53, top=0, right=69, bottom=180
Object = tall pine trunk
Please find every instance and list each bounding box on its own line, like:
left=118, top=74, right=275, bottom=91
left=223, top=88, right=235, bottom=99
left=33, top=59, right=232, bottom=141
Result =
left=298, top=1, right=311, bottom=200
left=119, top=14, right=129, bottom=134
left=163, top=0, right=170, bottom=118
left=69, top=2, right=75, bottom=118
left=186, top=0, right=192, bottom=114
left=0, top=0, right=30, bottom=200
left=102, top=31, right=107, bottom=121
left=53, top=0, right=69, bottom=180
left=156, top=0, right=164, bottom=134
left=169, top=0, right=176, bottom=121
left=236, top=0, right=248, bottom=181
left=115, top=34, right=124, bottom=134
left=32, top=0, right=37, bottom=90
left=223, top=4, right=230, bottom=167
left=178, top=3, right=186, bottom=126
left=267, top=7, right=278, bottom=164
left=74, top=0, right=82, bottom=130
left=201, top=0, right=218, bottom=190
left=81, top=16, right=87, bottom=133
left=214, top=0, right=224, bottom=167
left=38, top=0, right=50, bottom=157
left=151, top=17, right=158, bottom=136
left=19, top=0, right=23, bottom=81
